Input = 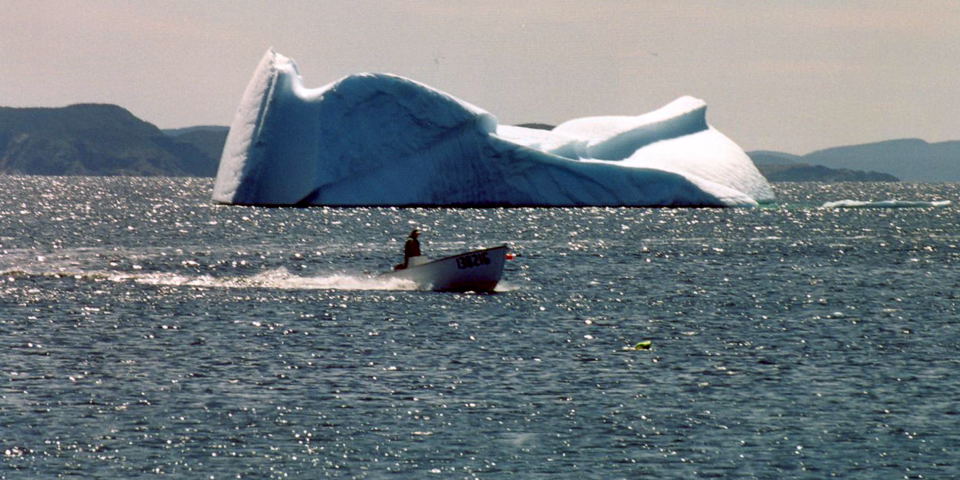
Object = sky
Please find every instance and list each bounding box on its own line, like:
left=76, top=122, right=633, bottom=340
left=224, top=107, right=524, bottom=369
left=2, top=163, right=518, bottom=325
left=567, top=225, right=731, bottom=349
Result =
left=1, top=0, right=958, bottom=154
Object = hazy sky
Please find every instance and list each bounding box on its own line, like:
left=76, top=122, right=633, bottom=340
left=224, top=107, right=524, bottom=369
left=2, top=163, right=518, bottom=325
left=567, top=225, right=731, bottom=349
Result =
left=2, top=0, right=958, bottom=153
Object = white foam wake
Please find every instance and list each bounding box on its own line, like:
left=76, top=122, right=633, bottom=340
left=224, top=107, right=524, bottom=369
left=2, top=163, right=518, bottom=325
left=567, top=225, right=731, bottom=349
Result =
left=109, top=267, right=418, bottom=291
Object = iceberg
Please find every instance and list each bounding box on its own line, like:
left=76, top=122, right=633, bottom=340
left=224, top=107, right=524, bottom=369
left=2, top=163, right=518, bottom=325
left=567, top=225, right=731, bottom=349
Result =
left=213, top=50, right=774, bottom=207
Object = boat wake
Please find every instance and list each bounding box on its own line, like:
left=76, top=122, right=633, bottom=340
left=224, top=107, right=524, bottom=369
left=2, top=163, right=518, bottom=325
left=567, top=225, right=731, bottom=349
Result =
left=108, top=268, right=419, bottom=291
left=492, top=280, right=521, bottom=292
left=2, top=266, right=517, bottom=293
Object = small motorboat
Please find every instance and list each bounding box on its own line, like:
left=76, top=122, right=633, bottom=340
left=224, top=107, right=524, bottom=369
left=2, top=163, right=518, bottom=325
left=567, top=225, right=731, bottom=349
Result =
left=381, top=245, right=510, bottom=292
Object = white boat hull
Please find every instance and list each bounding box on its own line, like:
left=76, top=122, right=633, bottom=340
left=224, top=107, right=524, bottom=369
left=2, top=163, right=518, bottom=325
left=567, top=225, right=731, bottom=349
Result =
left=382, top=245, right=509, bottom=292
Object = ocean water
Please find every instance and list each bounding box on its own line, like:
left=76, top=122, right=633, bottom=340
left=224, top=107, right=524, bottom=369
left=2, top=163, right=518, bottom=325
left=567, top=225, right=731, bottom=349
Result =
left=1, top=176, right=958, bottom=479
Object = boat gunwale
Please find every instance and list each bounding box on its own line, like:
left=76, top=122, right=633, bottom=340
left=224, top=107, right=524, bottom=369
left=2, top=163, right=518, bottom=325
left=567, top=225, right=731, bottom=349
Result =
left=411, top=244, right=509, bottom=269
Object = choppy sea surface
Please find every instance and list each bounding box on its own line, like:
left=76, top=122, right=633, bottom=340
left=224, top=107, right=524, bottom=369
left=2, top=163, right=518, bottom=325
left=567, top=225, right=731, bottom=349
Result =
left=1, top=176, right=958, bottom=479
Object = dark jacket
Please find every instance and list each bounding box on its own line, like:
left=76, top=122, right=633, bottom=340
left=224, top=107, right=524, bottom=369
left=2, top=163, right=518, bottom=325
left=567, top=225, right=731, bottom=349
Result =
left=404, top=237, right=421, bottom=260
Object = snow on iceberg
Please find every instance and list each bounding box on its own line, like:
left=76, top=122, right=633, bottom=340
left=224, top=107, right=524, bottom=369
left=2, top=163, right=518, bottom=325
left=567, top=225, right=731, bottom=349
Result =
left=212, top=49, right=774, bottom=207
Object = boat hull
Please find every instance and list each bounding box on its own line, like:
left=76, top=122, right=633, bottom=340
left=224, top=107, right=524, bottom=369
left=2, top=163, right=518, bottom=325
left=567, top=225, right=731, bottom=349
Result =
left=382, top=245, right=509, bottom=292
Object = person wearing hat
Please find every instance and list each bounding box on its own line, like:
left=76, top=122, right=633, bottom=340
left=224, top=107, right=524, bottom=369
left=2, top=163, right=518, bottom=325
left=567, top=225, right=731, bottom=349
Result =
left=397, top=229, right=422, bottom=270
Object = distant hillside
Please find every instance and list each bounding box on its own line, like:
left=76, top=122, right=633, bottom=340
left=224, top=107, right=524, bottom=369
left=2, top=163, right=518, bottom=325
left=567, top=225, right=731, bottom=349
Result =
left=752, top=139, right=960, bottom=182
left=2, top=105, right=955, bottom=182
left=163, top=125, right=228, bottom=137
left=749, top=150, right=804, bottom=167
left=0, top=104, right=222, bottom=176
left=164, top=126, right=229, bottom=163
left=515, top=123, right=555, bottom=131
left=803, top=139, right=960, bottom=182
left=749, top=151, right=899, bottom=182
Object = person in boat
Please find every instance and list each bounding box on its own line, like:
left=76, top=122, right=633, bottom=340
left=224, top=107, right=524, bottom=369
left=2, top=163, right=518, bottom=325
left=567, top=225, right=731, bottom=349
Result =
left=395, top=229, right=422, bottom=270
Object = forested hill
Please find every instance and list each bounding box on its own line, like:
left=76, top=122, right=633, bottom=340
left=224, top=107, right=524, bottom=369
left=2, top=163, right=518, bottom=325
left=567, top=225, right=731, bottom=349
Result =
left=0, top=104, right=226, bottom=176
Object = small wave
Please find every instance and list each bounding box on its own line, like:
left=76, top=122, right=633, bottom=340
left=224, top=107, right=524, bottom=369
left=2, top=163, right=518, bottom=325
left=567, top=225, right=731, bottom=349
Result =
left=109, top=268, right=419, bottom=291
left=821, top=199, right=951, bottom=209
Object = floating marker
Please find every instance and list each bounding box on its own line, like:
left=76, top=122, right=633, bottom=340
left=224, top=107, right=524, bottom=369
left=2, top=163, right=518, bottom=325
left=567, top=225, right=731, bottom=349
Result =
left=634, top=340, right=653, bottom=350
